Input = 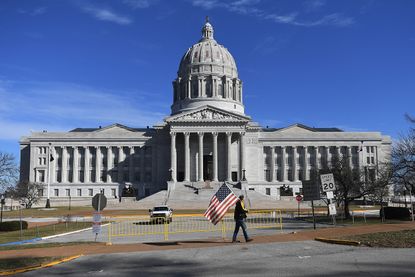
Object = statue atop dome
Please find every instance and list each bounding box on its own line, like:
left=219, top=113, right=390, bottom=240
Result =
left=201, top=16, right=214, bottom=40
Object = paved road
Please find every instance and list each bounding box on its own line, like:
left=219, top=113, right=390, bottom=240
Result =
left=21, top=240, right=415, bottom=277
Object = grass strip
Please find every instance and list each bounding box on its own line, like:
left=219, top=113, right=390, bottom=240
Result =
left=340, top=229, right=415, bottom=248
left=0, top=222, right=92, bottom=244
left=0, top=256, right=64, bottom=271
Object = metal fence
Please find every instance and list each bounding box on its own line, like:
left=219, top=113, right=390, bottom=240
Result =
left=107, top=210, right=283, bottom=244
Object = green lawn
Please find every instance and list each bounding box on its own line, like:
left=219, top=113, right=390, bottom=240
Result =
left=0, top=221, right=92, bottom=244
left=0, top=256, right=64, bottom=270
left=341, top=229, right=415, bottom=248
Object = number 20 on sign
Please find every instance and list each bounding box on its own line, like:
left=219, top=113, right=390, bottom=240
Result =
left=320, top=173, right=335, bottom=192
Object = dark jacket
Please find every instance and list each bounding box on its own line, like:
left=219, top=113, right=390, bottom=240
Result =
left=234, top=200, right=248, bottom=220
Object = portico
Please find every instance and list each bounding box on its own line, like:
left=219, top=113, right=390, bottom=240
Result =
left=166, top=106, right=250, bottom=184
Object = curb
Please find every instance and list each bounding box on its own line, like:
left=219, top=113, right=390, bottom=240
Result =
left=0, top=254, right=83, bottom=276
left=315, top=237, right=361, bottom=246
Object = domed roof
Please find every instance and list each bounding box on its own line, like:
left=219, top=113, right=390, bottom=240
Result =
left=177, top=20, right=238, bottom=79
left=171, top=19, right=244, bottom=116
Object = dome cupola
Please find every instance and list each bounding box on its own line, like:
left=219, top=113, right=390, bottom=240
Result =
left=171, top=18, right=244, bottom=115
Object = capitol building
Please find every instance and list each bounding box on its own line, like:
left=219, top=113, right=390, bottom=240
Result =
left=20, top=20, right=391, bottom=204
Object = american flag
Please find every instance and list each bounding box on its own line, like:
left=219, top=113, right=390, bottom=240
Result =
left=204, top=183, right=238, bottom=225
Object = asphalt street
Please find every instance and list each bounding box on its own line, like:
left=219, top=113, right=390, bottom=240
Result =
left=20, top=240, right=415, bottom=277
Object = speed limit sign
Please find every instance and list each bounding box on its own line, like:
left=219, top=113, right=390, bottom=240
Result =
left=320, top=173, right=335, bottom=192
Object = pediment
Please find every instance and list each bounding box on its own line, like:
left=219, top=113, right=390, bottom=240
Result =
left=166, top=106, right=250, bottom=123
left=277, top=124, right=314, bottom=134
left=94, top=124, right=135, bottom=134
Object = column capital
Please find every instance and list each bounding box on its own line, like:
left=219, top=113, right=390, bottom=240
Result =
left=239, top=131, right=246, bottom=136
left=212, top=132, right=218, bottom=137
left=170, top=131, right=176, bottom=136
left=226, top=132, right=232, bottom=137
left=184, top=132, right=190, bottom=137
left=197, top=132, right=204, bottom=137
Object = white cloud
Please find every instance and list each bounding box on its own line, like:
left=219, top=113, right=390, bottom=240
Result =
left=123, top=0, right=154, bottom=9
left=82, top=6, right=132, bottom=25
left=191, top=0, right=354, bottom=28
left=18, top=6, right=47, bottom=16
left=0, top=81, right=166, bottom=140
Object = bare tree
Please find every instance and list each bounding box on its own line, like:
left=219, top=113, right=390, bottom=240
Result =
left=392, top=116, right=415, bottom=195
left=366, top=163, right=393, bottom=221
left=318, top=156, right=368, bottom=219
left=0, top=151, right=18, bottom=194
left=9, top=181, right=44, bottom=208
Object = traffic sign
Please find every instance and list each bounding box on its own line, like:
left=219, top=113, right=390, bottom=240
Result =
left=329, top=203, right=337, bottom=215
left=92, top=193, right=107, bottom=211
left=296, top=195, right=303, bottom=202
left=92, top=211, right=102, bottom=235
left=326, top=191, right=334, bottom=199
left=320, top=173, right=335, bottom=192
left=302, top=180, right=321, bottom=201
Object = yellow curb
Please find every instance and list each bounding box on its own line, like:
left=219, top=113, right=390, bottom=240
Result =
left=0, top=254, right=83, bottom=276
left=315, top=237, right=361, bottom=246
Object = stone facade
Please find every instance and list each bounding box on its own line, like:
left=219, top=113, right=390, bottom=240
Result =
left=19, top=20, right=391, bottom=203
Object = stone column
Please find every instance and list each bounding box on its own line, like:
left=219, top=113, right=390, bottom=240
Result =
left=50, top=146, right=56, bottom=183
left=170, top=132, right=177, bottom=182
left=327, top=146, right=331, bottom=167
left=226, top=132, right=232, bottom=182
left=85, top=146, right=90, bottom=183
left=118, top=147, right=124, bottom=183
left=315, top=146, right=320, bottom=171
left=304, top=146, right=309, bottom=180
left=96, top=146, right=101, bottom=183
left=293, top=146, right=298, bottom=181
left=187, top=77, right=191, bottom=98
left=270, top=146, right=276, bottom=182
left=184, top=132, right=190, bottom=182
left=347, top=146, right=353, bottom=168
left=212, top=132, right=218, bottom=182
left=129, top=147, right=134, bottom=183
left=198, top=132, right=204, bottom=182
left=107, top=147, right=112, bottom=183
left=73, top=147, right=79, bottom=183
left=281, top=146, right=287, bottom=181
left=140, top=146, right=145, bottom=183
left=62, top=146, right=67, bottom=183
left=240, top=132, right=246, bottom=181
left=336, top=146, right=341, bottom=162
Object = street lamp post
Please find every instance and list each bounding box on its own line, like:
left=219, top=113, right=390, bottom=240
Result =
left=0, top=194, right=5, bottom=223
left=46, top=143, right=52, bottom=208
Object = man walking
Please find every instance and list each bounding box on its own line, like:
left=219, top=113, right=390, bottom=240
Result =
left=232, top=195, right=253, bottom=243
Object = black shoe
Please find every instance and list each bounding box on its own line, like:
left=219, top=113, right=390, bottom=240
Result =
left=232, top=240, right=241, bottom=243
left=246, top=238, right=253, bottom=242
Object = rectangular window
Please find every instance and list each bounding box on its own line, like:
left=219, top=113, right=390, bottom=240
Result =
left=66, top=189, right=70, bottom=196
left=371, top=157, right=375, bottom=164
left=77, top=189, right=82, bottom=196
left=38, top=189, right=44, bottom=197
left=266, top=188, right=271, bottom=195
left=111, top=188, right=116, bottom=197
left=371, top=146, right=375, bottom=153
left=367, top=157, right=370, bottom=164
left=38, top=170, right=45, bottom=183
left=366, top=146, right=370, bottom=153
left=88, top=189, right=93, bottom=196
left=54, top=189, right=59, bottom=197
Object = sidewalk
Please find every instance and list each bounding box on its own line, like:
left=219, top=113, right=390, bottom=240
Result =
left=1, top=222, right=415, bottom=258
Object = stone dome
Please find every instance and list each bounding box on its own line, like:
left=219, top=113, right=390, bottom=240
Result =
left=171, top=19, right=244, bottom=115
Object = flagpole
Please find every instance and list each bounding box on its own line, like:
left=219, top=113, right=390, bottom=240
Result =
left=45, top=143, right=51, bottom=208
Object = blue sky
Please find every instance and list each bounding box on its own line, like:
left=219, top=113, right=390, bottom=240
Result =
left=1, top=0, right=414, bottom=162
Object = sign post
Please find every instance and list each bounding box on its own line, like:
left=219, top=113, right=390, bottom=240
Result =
left=92, top=191, right=107, bottom=241
left=296, top=195, right=303, bottom=217
left=302, top=180, right=321, bottom=230
left=321, top=173, right=337, bottom=226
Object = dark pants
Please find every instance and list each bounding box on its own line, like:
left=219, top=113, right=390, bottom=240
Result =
left=232, top=219, right=249, bottom=241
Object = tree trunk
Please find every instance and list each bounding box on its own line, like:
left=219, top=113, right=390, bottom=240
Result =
left=344, top=199, right=351, bottom=219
